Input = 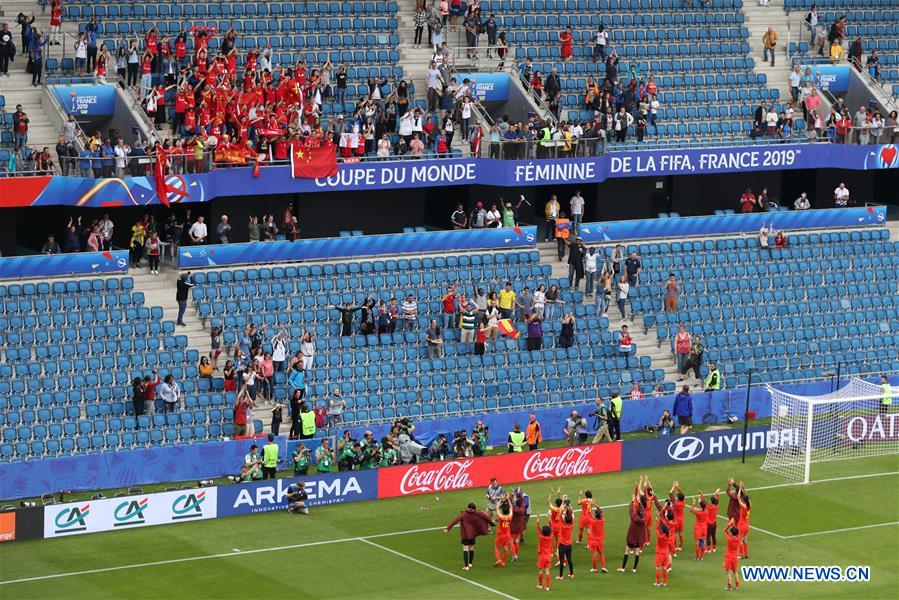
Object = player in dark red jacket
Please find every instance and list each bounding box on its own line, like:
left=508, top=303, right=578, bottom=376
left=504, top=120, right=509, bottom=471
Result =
left=509, top=495, right=528, bottom=561
left=445, top=503, right=494, bottom=571
left=618, top=476, right=648, bottom=573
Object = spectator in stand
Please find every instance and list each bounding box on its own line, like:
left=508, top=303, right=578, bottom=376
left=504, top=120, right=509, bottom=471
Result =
left=426, top=319, right=444, bottom=358
left=49, top=0, right=62, bottom=45
left=593, top=25, right=608, bottom=62
left=618, top=324, right=632, bottom=354
left=189, top=215, right=207, bottom=244
left=794, top=192, right=811, bottom=210
left=159, top=375, right=181, bottom=414
left=739, top=188, right=759, bottom=213
left=559, top=26, right=573, bottom=63
left=664, top=274, right=680, bottom=312
left=146, top=230, right=161, bottom=275
left=833, top=182, right=850, bottom=207
left=830, top=39, right=845, bottom=64
left=175, top=272, right=194, bottom=326
left=762, top=27, right=777, bottom=67
left=866, top=51, right=880, bottom=81
left=41, top=234, right=60, bottom=255
left=463, top=7, right=479, bottom=59
left=835, top=110, right=851, bottom=143
left=848, top=36, right=863, bottom=71
left=674, top=325, right=692, bottom=378
left=789, top=66, right=802, bottom=102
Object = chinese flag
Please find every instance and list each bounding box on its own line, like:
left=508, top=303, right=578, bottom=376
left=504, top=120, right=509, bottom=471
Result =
left=290, top=144, right=338, bottom=179
left=496, top=319, right=520, bottom=339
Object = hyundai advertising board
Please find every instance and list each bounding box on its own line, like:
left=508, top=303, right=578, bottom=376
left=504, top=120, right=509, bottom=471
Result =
left=621, top=426, right=801, bottom=470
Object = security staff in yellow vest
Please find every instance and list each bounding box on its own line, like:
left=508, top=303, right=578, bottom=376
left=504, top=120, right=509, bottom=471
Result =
left=507, top=423, right=526, bottom=453
left=704, top=361, right=721, bottom=392
left=608, top=391, right=623, bottom=441
left=262, top=433, right=279, bottom=479
left=299, top=401, right=317, bottom=440
left=537, top=122, right=552, bottom=158
left=881, top=375, right=893, bottom=413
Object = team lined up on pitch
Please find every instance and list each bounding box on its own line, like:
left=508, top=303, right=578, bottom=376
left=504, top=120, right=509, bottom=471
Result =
left=445, top=476, right=752, bottom=591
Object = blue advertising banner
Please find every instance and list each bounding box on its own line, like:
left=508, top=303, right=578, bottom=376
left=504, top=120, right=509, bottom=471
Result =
left=802, top=64, right=851, bottom=94
left=0, top=436, right=289, bottom=501
left=0, top=250, right=129, bottom=280
left=49, top=84, right=118, bottom=116
left=178, top=226, right=538, bottom=268
left=216, top=469, right=379, bottom=516
left=5, top=143, right=896, bottom=208
left=620, top=425, right=799, bottom=471
left=576, top=206, right=887, bottom=243
left=455, top=72, right=511, bottom=101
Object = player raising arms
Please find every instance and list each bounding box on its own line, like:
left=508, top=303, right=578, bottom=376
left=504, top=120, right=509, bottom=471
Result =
left=654, top=521, right=672, bottom=587
left=658, top=500, right=676, bottom=572
left=586, top=506, right=608, bottom=573
left=737, top=484, right=752, bottom=559
left=706, top=489, right=721, bottom=554
left=690, top=491, right=708, bottom=561
left=669, top=481, right=686, bottom=554
left=510, top=492, right=528, bottom=561
left=445, top=502, right=495, bottom=571
left=723, top=518, right=741, bottom=590
left=494, top=498, right=513, bottom=567
left=535, top=516, right=555, bottom=591
left=577, top=490, right=594, bottom=544
left=548, top=487, right=563, bottom=558
left=618, top=475, right=648, bottom=573
left=556, top=510, right=575, bottom=580
left=725, top=477, right=742, bottom=527
left=643, top=477, right=656, bottom=547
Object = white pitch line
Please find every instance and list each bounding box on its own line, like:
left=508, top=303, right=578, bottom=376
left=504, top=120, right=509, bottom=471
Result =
left=782, top=521, right=899, bottom=540
left=360, top=538, right=520, bottom=600
left=3, top=470, right=896, bottom=586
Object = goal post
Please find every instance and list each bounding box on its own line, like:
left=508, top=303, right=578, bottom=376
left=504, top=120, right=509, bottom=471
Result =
left=761, top=378, right=896, bottom=483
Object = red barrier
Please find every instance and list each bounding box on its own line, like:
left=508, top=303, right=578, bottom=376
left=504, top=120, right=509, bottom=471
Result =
left=377, top=443, right=622, bottom=499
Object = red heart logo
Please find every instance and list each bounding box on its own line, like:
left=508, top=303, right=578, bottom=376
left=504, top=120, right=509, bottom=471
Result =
left=880, top=146, right=897, bottom=168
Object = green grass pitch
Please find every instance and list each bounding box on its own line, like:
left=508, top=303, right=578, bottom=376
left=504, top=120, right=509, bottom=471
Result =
left=1, top=454, right=897, bottom=599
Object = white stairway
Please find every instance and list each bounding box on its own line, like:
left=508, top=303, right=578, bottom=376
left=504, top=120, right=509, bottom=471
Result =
left=743, top=0, right=793, bottom=101
left=536, top=241, right=681, bottom=387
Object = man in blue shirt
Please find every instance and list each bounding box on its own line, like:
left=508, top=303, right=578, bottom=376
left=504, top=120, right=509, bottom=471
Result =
left=100, top=141, right=115, bottom=178
left=79, top=147, right=94, bottom=178
left=84, top=18, right=98, bottom=72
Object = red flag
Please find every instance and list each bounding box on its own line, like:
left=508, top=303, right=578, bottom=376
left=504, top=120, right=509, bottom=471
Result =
left=154, top=147, right=171, bottom=207
left=290, top=144, right=338, bottom=179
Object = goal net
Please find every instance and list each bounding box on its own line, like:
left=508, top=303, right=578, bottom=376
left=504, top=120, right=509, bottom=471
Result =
left=761, top=378, right=896, bottom=483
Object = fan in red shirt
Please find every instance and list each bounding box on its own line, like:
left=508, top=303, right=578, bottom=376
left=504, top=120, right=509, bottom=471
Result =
left=653, top=521, right=671, bottom=587
left=534, top=516, right=554, bottom=591
left=445, top=503, right=494, bottom=571
left=689, top=493, right=708, bottom=560
left=577, top=490, right=594, bottom=544
left=585, top=506, right=607, bottom=573
left=618, top=476, right=648, bottom=573
left=723, top=518, right=741, bottom=590
left=739, top=188, right=756, bottom=213
left=669, top=481, right=686, bottom=554
left=555, top=510, right=575, bottom=580
left=493, top=500, right=513, bottom=567
left=706, top=490, right=721, bottom=553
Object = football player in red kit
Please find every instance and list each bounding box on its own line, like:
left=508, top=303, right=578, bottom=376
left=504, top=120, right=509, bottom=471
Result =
left=706, top=489, right=721, bottom=553
left=658, top=501, right=676, bottom=570
left=535, top=516, right=554, bottom=591
left=556, top=510, right=575, bottom=580
left=643, top=477, right=656, bottom=547
left=494, top=499, right=513, bottom=567
left=669, top=481, right=686, bottom=554
left=548, top=487, right=563, bottom=555
left=723, top=518, right=741, bottom=590
left=690, top=492, right=708, bottom=561
left=577, top=490, right=594, bottom=544
left=586, top=506, right=608, bottom=573
left=738, top=486, right=751, bottom=559
left=653, top=522, right=671, bottom=587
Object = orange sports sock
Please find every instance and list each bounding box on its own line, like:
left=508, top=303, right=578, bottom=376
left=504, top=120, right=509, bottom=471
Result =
left=502, top=548, right=508, bottom=562
left=656, top=570, right=661, bottom=584
left=743, top=541, right=749, bottom=556
left=592, top=555, right=597, bottom=569
left=495, top=547, right=502, bottom=562
left=600, top=552, right=606, bottom=568
left=538, top=573, right=543, bottom=586
left=735, top=579, right=740, bottom=588
left=513, top=541, right=520, bottom=556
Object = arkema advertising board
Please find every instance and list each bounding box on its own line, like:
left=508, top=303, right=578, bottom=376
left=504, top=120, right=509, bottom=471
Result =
left=620, top=425, right=801, bottom=470
left=216, top=469, right=379, bottom=516
left=43, top=488, right=217, bottom=538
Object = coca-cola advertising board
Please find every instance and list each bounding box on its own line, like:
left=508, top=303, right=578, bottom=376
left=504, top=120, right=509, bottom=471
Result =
left=377, top=443, right=622, bottom=499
